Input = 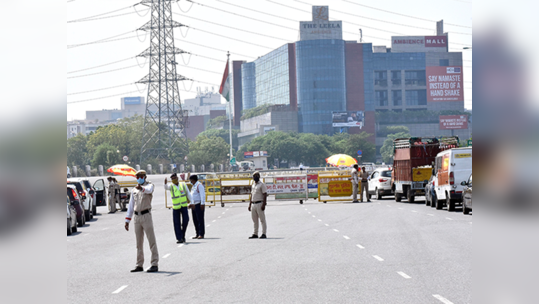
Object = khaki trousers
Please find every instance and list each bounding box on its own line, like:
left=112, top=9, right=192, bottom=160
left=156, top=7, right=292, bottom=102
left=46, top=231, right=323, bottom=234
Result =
left=352, top=183, right=359, bottom=201
left=251, top=203, right=267, bottom=235
left=108, top=193, right=118, bottom=213
left=134, top=213, right=159, bottom=267
left=360, top=182, right=369, bottom=201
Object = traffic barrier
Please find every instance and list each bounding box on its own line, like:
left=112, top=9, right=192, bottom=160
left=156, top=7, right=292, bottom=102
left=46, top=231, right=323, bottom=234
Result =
left=263, top=174, right=309, bottom=204
left=317, top=171, right=354, bottom=204
left=217, top=173, right=253, bottom=208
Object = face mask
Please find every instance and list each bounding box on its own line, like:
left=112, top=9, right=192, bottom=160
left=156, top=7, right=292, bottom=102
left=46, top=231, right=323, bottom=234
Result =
left=137, top=178, right=145, bottom=185
left=253, top=176, right=260, bottom=182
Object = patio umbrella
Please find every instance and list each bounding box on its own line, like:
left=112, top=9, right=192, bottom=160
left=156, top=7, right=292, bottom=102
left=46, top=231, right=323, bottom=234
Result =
left=107, top=164, right=137, bottom=177
left=326, top=154, right=357, bottom=167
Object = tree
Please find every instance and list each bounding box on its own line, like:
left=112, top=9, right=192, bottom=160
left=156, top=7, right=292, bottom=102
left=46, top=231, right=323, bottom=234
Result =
left=380, top=132, right=410, bottom=164
left=344, top=132, right=376, bottom=163
left=67, top=134, right=89, bottom=167
left=92, top=143, right=121, bottom=168
left=187, top=136, right=229, bottom=167
left=198, top=128, right=239, bottom=150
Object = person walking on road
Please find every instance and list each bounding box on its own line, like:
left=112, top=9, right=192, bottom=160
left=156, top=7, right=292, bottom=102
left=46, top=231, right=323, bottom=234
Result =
left=351, top=164, right=360, bottom=203
left=248, top=171, right=268, bottom=239
left=164, top=173, right=192, bottom=244
left=360, top=166, right=371, bottom=203
left=124, top=170, right=159, bottom=273
left=107, top=177, right=120, bottom=213
left=189, top=175, right=205, bottom=240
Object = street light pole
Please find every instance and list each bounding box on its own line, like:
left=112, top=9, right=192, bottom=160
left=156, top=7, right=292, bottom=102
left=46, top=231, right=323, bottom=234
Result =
left=227, top=51, right=233, bottom=167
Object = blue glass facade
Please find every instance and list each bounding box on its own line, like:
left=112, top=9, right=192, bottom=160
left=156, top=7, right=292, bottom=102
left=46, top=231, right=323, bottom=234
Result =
left=254, top=44, right=290, bottom=107
left=363, top=44, right=375, bottom=112
left=296, top=39, right=347, bottom=134
left=241, top=62, right=256, bottom=110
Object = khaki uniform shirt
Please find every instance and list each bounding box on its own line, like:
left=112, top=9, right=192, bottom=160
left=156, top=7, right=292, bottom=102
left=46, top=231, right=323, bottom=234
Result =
left=125, top=181, right=154, bottom=223
left=251, top=182, right=267, bottom=202
left=360, top=171, right=370, bottom=183
left=351, top=169, right=359, bottom=185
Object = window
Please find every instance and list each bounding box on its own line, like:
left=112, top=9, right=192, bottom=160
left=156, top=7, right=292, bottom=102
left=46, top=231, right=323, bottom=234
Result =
left=374, top=71, right=388, bottom=87
left=391, top=71, right=401, bottom=86
left=375, top=91, right=388, bottom=106
left=392, top=90, right=402, bottom=106
left=405, top=70, right=426, bottom=86
left=372, top=172, right=379, bottom=179
left=440, top=59, right=449, bottom=67
left=381, top=171, right=392, bottom=178
left=405, top=90, right=427, bottom=106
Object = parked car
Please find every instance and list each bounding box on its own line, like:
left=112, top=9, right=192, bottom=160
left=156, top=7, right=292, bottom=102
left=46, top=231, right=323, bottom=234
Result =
left=67, top=180, right=92, bottom=221
left=67, top=185, right=85, bottom=227
left=425, top=172, right=437, bottom=207
left=67, top=196, right=78, bottom=235
left=433, top=147, right=473, bottom=211
left=77, top=178, right=106, bottom=215
left=68, top=178, right=99, bottom=219
left=461, top=174, right=472, bottom=215
left=368, top=168, right=393, bottom=200
left=67, top=166, right=71, bottom=178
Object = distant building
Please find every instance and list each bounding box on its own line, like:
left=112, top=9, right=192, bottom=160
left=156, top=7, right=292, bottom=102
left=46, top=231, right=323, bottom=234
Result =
left=86, top=97, right=147, bottom=122
left=238, top=105, right=298, bottom=147
left=182, top=87, right=226, bottom=117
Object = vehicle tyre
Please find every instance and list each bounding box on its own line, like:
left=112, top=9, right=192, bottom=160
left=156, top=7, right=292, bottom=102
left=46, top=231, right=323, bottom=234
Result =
left=300, top=200, right=304, bottom=204
left=93, top=205, right=97, bottom=216
left=376, top=188, right=382, bottom=200
left=435, top=196, right=443, bottom=210
left=72, top=223, right=77, bottom=233
left=77, top=216, right=84, bottom=227
left=323, top=201, right=327, bottom=204
left=447, top=195, right=455, bottom=212
left=395, top=193, right=402, bottom=202
left=407, top=188, right=415, bottom=203
left=431, top=194, right=437, bottom=208
left=67, top=220, right=72, bottom=236
left=221, top=203, right=225, bottom=207
left=85, top=210, right=91, bottom=221
left=463, top=203, right=470, bottom=215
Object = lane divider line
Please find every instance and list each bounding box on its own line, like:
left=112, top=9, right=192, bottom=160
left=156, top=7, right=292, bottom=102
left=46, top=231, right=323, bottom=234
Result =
left=356, top=244, right=365, bottom=249
left=318, top=219, right=322, bottom=222
left=312, top=215, right=316, bottom=218
left=433, top=295, right=454, bottom=304
left=218, top=216, right=221, bottom=219
left=178, top=244, right=184, bottom=248
left=397, top=272, right=411, bottom=279
left=112, top=285, right=128, bottom=294
left=343, top=236, right=350, bottom=240
left=333, top=229, right=339, bottom=232
left=373, top=255, right=384, bottom=262
left=163, top=253, right=171, bottom=259
left=325, top=224, right=329, bottom=227
left=446, top=218, right=453, bottom=221
left=207, top=224, right=211, bottom=227
left=212, top=220, right=216, bottom=223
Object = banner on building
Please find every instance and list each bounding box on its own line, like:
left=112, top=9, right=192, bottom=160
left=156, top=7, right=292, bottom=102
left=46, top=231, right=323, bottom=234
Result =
left=427, top=66, right=464, bottom=102
left=439, top=115, right=469, bottom=130
left=244, top=151, right=268, bottom=159
left=266, top=183, right=306, bottom=194
left=391, top=36, right=447, bottom=52
left=332, top=111, right=364, bottom=128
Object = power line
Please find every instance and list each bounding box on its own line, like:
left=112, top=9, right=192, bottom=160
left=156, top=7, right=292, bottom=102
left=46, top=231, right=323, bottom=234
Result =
left=175, top=38, right=256, bottom=59
left=68, top=10, right=146, bottom=23
left=67, top=83, right=135, bottom=95
left=67, top=90, right=142, bottom=104
left=67, top=5, right=134, bottom=23
left=68, top=57, right=135, bottom=74
left=341, top=0, right=472, bottom=29
left=67, top=30, right=136, bottom=49
left=67, top=64, right=141, bottom=79
left=190, top=27, right=274, bottom=50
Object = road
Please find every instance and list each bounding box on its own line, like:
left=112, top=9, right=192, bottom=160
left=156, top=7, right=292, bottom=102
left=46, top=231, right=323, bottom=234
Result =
left=68, top=175, right=471, bottom=304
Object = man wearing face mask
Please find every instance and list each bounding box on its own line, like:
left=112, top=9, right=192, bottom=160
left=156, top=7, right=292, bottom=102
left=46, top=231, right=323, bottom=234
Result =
left=124, top=170, right=159, bottom=273
left=248, top=171, right=268, bottom=239
left=164, top=173, right=192, bottom=244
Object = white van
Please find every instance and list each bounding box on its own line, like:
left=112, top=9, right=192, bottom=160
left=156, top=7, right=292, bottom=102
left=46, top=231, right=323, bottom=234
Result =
left=434, top=147, right=472, bottom=211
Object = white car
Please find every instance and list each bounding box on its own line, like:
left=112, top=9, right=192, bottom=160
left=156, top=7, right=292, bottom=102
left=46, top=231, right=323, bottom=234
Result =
left=368, top=168, right=393, bottom=200
left=67, top=179, right=95, bottom=221
left=434, top=147, right=473, bottom=211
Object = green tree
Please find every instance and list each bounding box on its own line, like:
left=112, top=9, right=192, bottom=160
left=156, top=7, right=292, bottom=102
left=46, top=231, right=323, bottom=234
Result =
left=198, top=128, right=239, bottom=150
left=188, top=136, right=229, bottom=167
left=92, top=143, right=121, bottom=168
left=380, top=132, right=410, bottom=164
left=67, top=133, right=89, bottom=167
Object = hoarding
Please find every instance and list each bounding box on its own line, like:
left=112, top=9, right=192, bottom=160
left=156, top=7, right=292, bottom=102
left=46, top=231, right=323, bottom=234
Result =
left=266, top=183, right=306, bottom=195
left=328, top=181, right=353, bottom=197
left=332, top=111, right=364, bottom=128
left=439, top=115, right=469, bottom=130
left=299, top=6, right=342, bottom=41
left=244, top=151, right=268, bottom=159
left=391, top=35, right=447, bottom=52
left=123, top=97, right=142, bottom=105
left=427, top=66, right=464, bottom=102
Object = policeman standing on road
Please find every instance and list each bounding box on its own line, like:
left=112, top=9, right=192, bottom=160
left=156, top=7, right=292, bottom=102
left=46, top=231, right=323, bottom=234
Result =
left=164, top=173, right=192, bottom=244
left=351, top=164, right=360, bottom=203
left=124, top=170, right=159, bottom=273
left=107, top=177, right=119, bottom=213
left=189, top=175, right=205, bottom=240
left=248, top=171, right=268, bottom=239
left=360, top=166, right=371, bottom=203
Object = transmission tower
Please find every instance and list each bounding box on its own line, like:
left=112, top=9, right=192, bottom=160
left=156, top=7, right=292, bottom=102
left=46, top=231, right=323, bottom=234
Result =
left=136, top=0, right=189, bottom=164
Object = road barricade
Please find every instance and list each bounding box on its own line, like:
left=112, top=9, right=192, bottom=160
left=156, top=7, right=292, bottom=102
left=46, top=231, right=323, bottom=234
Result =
left=317, top=171, right=354, bottom=204
left=217, top=173, right=253, bottom=208
left=263, top=174, right=309, bottom=204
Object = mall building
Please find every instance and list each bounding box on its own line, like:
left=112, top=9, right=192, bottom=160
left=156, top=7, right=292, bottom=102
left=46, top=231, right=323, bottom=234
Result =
left=229, top=6, right=469, bottom=152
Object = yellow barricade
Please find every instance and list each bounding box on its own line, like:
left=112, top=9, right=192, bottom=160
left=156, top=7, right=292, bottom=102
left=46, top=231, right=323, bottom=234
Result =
left=218, top=177, right=253, bottom=207
left=263, top=174, right=309, bottom=204
left=318, top=171, right=355, bottom=203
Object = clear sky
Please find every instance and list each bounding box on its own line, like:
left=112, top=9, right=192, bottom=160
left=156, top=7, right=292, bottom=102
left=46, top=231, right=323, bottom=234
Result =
left=67, top=0, right=473, bottom=121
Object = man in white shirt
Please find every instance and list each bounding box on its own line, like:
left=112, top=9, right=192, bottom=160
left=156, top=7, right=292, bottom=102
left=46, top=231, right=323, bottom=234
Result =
left=124, top=170, right=159, bottom=273
left=189, top=175, right=205, bottom=239
left=249, top=171, right=268, bottom=239
left=351, top=164, right=359, bottom=203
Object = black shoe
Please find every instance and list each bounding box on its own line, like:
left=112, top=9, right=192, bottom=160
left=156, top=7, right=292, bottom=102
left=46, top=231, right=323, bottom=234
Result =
left=367, top=200, right=371, bottom=202
left=176, top=240, right=182, bottom=244
left=260, top=234, right=267, bottom=239
left=249, top=234, right=258, bottom=239
left=147, top=266, right=158, bottom=273
left=191, top=235, right=199, bottom=239
left=130, top=266, right=143, bottom=273
left=181, top=238, right=186, bottom=243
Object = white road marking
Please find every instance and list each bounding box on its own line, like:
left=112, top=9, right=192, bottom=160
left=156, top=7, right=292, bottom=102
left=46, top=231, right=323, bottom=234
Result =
left=397, top=272, right=411, bottom=279
left=412, top=210, right=418, bottom=213
left=226, top=209, right=229, bottom=211
left=112, top=285, right=128, bottom=294
left=218, top=216, right=221, bottom=219
left=446, top=217, right=453, bottom=221
left=178, top=244, right=184, bottom=248
left=356, top=244, right=365, bottom=249
left=222, top=212, right=225, bottom=215
left=308, top=212, right=311, bottom=214
left=83, top=234, right=90, bottom=237
left=387, top=205, right=391, bottom=207
left=343, top=236, right=350, bottom=240
left=398, top=208, right=404, bottom=210
left=312, top=215, right=316, bottom=218
left=427, top=214, right=434, bottom=216
left=318, top=219, right=322, bottom=222
left=433, top=295, right=454, bottom=304
left=373, top=255, right=384, bottom=262
left=206, top=224, right=211, bottom=227
left=163, top=253, right=171, bottom=259
left=325, top=224, right=329, bottom=227
left=212, top=220, right=216, bottom=223
left=333, top=229, right=339, bottom=232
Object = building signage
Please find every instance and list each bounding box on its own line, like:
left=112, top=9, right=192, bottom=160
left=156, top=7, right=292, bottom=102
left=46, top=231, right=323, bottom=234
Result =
left=266, top=183, right=306, bottom=194
left=391, top=35, right=447, bottom=52
left=123, top=97, right=142, bottom=105
left=332, top=111, right=364, bottom=128
left=328, top=181, right=353, bottom=197
left=244, top=151, right=268, bottom=159
left=300, top=6, right=342, bottom=41
left=264, top=126, right=276, bottom=135
left=427, top=66, right=464, bottom=102
left=439, top=115, right=469, bottom=130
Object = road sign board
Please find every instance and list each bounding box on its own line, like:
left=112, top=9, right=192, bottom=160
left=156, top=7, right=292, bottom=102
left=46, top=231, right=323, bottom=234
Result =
left=123, top=156, right=129, bottom=162
left=357, top=150, right=362, bottom=156
left=230, top=157, right=236, bottom=165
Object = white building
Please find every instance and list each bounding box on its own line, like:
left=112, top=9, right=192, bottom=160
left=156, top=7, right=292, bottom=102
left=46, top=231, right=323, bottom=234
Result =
left=182, top=87, right=227, bottom=117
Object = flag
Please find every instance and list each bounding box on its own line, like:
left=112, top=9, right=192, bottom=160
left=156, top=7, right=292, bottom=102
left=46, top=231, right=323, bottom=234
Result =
left=219, top=60, right=230, bottom=102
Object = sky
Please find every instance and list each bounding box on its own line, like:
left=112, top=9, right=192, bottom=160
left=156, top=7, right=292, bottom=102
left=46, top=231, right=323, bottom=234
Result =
left=67, top=0, right=473, bottom=121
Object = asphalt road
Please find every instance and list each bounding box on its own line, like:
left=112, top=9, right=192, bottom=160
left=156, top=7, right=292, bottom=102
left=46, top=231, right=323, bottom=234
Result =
left=68, top=175, right=472, bottom=304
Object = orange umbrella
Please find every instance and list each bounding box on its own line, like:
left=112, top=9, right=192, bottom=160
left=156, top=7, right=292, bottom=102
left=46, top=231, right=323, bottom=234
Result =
left=107, top=164, right=137, bottom=177
left=326, top=154, right=358, bottom=167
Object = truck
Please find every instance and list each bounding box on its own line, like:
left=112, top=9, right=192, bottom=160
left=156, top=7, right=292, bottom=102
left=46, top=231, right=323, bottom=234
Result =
left=392, top=137, right=459, bottom=203
left=433, top=147, right=473, bottom=211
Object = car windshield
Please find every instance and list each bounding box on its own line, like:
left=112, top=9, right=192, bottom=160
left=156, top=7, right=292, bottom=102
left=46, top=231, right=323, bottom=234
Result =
left=68, top=182, right=83, bottom=192
left=381, top=171, right=392, bottom=178
left=83, top=181, right=91, bottom=189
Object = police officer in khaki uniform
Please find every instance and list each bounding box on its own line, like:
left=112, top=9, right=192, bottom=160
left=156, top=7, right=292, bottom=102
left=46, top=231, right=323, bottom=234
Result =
left=248, top=171, right=268, bottom=239
left=124, top=170, right=159, bottom=273
left=360, top=167, right=371, bottom=203
left=351, top=164, right=360, bottom=203
left=107, top=177, right=120, bottom=213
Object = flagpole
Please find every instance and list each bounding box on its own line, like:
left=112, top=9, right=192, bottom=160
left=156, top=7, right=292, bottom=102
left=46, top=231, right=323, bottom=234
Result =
left=227, top=51, right=233, bottom=170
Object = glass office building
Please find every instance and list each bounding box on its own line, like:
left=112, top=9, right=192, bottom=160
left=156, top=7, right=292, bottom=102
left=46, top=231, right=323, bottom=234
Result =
left=253, top=44, right=291, bottom=108
left=241, top=62, right=256, bottom=110
left=296, top=39, right=347, bottom=134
